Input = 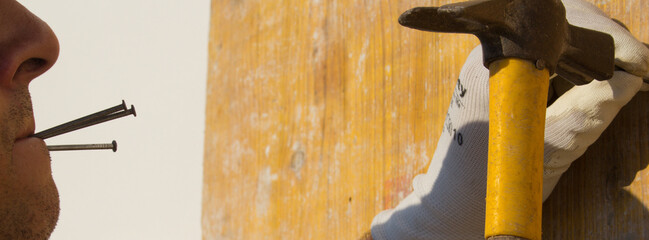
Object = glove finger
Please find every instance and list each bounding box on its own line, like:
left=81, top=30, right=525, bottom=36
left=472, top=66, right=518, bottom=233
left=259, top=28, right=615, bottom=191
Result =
left=542, top=71, right=642, bottom=200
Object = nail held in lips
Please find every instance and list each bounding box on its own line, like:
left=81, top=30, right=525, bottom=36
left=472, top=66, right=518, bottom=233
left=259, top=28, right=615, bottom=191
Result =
left=47, top=140, right=117, bottom=152
left=31, top=100, right=136, bottom=152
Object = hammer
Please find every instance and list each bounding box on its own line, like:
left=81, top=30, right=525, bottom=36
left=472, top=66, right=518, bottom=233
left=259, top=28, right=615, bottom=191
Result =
left=398, top=0, right=615, bottom=239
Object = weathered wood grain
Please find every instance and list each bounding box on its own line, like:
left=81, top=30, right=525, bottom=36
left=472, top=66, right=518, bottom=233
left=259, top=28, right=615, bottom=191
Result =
left=202, top=0, right=649, bottom=239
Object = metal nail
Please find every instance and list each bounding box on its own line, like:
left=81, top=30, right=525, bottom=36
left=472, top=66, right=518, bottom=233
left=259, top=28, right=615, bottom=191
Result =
left=48, top=140, right=117, bottom=152
left=38, top=105, right=136, bottom=140
left=33, top=100, right=128, bottom=139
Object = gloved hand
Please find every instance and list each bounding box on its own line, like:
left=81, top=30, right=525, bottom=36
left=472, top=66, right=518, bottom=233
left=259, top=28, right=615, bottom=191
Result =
left=543, top=0, right=649, bottom=199
left=370, top=0, right=649, bottom=239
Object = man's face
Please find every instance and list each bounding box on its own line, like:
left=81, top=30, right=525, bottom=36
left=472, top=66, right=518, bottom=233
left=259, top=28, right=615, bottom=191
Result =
left=0, top=0, right=60, bottom=239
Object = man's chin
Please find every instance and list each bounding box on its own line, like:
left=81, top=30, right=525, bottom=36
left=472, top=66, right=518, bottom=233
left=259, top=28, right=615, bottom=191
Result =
left=0, top=181, right=60, bottom=240
left=0, top=137, right=61, bottom=239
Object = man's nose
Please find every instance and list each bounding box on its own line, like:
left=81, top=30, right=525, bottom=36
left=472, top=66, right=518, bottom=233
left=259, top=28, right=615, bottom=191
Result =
left=0, top=1, right=59, bottom=88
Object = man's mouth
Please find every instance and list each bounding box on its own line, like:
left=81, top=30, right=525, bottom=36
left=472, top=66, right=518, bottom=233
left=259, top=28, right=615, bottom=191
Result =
left=15, top=118, right=36, bottom=141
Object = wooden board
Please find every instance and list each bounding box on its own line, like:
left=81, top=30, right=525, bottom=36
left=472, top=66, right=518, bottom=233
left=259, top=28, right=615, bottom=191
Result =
left=202, top=0, right=649, bottom=239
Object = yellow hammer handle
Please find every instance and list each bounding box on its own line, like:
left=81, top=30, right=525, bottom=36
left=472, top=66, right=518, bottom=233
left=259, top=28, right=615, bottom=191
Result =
left=485, top=58, right=549, bottom=240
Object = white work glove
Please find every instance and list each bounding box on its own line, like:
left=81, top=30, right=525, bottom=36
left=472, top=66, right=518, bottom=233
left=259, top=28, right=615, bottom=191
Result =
left=543, top=0, right=649, bottom=198
left=370, top=0, right=649, bottom=238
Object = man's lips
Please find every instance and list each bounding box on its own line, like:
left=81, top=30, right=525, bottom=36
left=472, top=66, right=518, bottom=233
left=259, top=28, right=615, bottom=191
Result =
left=15, top=118, right=36, bottom=141
left=12, top=137, right=53, bottom=185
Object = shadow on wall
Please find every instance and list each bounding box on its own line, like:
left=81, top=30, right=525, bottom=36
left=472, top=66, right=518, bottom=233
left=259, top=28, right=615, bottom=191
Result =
left=370, top=122, right=490, bottom=239
left=543, top=92, right=649, bottom=239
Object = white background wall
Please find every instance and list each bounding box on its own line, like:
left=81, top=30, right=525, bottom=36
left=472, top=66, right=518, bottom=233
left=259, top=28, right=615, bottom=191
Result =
left=18, top=1, right=209, bottom=239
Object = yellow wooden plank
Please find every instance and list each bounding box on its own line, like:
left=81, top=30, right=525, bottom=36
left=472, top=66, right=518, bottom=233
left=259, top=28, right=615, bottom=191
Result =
left=202, top=0, right=477, bottom=238
left=202, top=0, right=649, bottom=239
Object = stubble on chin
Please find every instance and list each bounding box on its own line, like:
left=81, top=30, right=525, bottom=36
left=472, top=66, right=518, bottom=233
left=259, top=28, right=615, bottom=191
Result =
left=0, top=182, right=59, bottom=240
left=0, top=88, right=60, bottom=240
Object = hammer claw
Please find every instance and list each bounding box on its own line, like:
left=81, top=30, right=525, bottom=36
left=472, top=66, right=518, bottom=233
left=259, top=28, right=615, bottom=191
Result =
left=398, top=7, right=482, bottom=33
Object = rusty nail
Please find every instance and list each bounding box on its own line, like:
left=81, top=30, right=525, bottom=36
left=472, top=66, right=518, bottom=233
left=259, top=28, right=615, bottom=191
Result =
left=36, top=105, right=136, bottom=140
left=48, top=140, right=117, bottom=152
left=33, top=100, right=128, bottom=139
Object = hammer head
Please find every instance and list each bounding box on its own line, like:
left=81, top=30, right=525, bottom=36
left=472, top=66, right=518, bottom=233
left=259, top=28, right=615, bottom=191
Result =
left=399, top=0, right=614, bottom=85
